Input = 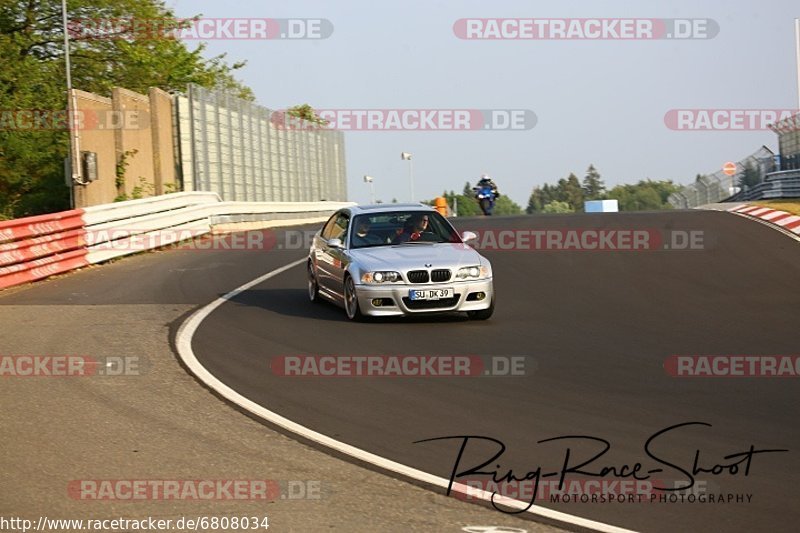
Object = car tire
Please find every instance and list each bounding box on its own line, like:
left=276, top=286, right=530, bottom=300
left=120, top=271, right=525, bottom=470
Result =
left=308, top=261, right=321, bottom=303
left=467, top=295, right=494, bottom=320
left=344, top=275, right=366, bottom=321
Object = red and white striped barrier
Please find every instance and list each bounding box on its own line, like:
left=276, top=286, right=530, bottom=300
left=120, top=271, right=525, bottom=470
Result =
left=0, top=209, right=85, bottom=242
left=0, top=192, right=354, bottom=291
left=0, top=210, right=89, bottom=290
left=727, top=204, right=800, bottom=235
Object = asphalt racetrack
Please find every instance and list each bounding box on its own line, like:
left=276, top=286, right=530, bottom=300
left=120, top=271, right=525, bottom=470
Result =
left=2, top=210, right=798, bottom=532
left=188, top=210, right=800, bottom=532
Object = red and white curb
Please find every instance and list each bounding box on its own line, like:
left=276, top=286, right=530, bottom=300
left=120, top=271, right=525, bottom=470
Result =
left=727, top=204, right=800, bottom=235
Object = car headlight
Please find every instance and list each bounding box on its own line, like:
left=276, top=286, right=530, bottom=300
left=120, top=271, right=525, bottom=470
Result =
left=456, top=265, right=489, bottom=279
left=361, top=271, right=403, bottom=283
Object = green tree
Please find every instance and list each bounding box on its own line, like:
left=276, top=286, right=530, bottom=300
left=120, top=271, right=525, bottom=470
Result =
left=493, top=195, right=522, bottom=215
left=582, top=164, right=605, bottom=200
left=526, top=183, right=560, bottom=213
left=526, top=186, right=545, bottom=213
left=528, top=171, right=678, bottom=214
left=287, top=104, right=329, bottom=126
left=605, top=180, right=678, bottom=211
left=645, top=179, right=681, bottom=205
left=629, top=187, right=662, bottom=211
left=456, top=196, right=482, bottom=216
left=556, top=173, right=584, bottom=211
left=0, top=0, right=253, bottom=217
left=542, top=201, right=573, bottom=213
left=738, top=163, right=761, bottom=189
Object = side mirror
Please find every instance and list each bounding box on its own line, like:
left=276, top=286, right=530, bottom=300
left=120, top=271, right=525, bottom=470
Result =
left=461, top=231, right=478, bottom=244
left=327, top=238, right=343, bottom=249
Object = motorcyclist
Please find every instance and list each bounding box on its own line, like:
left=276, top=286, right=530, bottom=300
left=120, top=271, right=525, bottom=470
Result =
left=474, top=174, right=500, bottom=198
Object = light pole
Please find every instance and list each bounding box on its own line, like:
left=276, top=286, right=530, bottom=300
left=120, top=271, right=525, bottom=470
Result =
left=363, top=175, right=375, bottom=204
left=62, top=0, right=85, bottom=208
left=795, top=18, right=800, bottom=110
left=401, top=152, right=413, bottom=202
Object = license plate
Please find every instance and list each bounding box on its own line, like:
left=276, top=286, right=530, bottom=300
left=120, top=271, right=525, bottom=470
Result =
left=409, top=288, right=454, bottom=301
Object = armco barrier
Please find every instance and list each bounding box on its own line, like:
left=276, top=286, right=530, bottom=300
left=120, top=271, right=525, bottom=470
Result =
left=81, top=192, right=222, bottom=226
left=0, top=249, right=89, bottom=289
left=0, top=209, right=85, bottom=242
left=0, top=210, right=89, bottom=290
left=0, top=192, right=353, bottom=291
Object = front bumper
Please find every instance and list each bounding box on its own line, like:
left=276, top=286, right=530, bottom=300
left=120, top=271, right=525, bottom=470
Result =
left=353, top=278, right=494, bottom=317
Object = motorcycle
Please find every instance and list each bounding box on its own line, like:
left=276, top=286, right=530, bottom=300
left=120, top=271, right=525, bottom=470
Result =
left=474, top=184, right=496, bottom=216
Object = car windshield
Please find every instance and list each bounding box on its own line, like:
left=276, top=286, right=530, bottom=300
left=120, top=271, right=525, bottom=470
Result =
left=349, top=211, right=461, bottom=249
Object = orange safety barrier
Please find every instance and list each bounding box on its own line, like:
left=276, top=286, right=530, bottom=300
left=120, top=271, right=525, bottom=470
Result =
left=434, top=197, right=448, bottom=216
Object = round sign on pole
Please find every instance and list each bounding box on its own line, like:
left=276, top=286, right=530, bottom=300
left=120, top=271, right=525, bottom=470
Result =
left=723, top=162, right=737, bottom=176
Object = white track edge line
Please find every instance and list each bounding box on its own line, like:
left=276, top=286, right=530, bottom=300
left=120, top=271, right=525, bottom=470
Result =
left=175, top=257, right=637, bottom=533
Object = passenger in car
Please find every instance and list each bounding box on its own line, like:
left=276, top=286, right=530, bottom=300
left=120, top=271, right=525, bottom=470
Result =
left=352, top=218, right=384, bottom=247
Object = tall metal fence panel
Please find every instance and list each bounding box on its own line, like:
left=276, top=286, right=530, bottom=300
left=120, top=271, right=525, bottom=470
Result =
left=667, top=146, right=776, bottom=209
left=176, top=84, right=346, bottom=202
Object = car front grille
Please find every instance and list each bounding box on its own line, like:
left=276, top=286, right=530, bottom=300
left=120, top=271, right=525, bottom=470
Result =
left=407, top=269, right=451, bottom=283
left=402, top=296, right=460, bottom=310
left=431, top=269, right=451, bottom=282
left=407, top=270, right=430, bottom=283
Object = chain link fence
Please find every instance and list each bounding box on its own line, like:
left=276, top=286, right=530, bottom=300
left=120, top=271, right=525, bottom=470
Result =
left=175, top=84, right=346, bottom=202
left=668, top=146, right=776, bottom=209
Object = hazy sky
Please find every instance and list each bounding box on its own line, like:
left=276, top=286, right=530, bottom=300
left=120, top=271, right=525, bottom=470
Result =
left=169, top=0, right=799, bottom=206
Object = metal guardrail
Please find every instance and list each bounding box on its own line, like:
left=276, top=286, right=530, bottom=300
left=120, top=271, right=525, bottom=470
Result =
left=0, top=192, right=354, bottom=290
left=81, top=192, right=221, bottom=225
left=726, top=170, right=800, bottom=202
left=0, top=210, right=89, bottom=290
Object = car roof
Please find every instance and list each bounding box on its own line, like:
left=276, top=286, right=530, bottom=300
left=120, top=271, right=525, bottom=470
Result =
left=348, top=203, right=435, bottom=215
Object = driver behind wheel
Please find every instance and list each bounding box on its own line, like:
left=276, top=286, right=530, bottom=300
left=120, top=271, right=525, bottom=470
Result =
left=392, top=214, right=430, bottom=244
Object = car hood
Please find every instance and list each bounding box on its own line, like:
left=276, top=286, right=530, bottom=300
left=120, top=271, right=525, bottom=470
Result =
left=350, top=243, right=484, bottom=271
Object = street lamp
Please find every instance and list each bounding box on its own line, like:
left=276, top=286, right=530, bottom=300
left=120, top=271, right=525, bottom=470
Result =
left=401, top=152, right=413, bottom=202
left=62, top=0, right=85, bottom=209
left=795, top=18, right=800, bottom=110
left=363, top=175, right=375, bottom=204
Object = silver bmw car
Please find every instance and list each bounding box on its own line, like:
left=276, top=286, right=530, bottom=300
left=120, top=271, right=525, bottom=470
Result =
left=307, top=204, right=494, bottom=321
